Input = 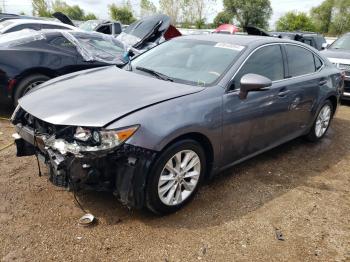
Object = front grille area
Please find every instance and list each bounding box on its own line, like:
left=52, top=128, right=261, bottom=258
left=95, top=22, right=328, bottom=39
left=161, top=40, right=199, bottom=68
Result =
left=339, top=63, right=350, bottom=71
left=344, top=80, right=350, bottom=92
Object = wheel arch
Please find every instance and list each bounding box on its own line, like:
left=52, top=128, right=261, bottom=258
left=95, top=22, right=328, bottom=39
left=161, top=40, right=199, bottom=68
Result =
left=326, top=95, right=338, bottom=114
left=158, top=132, right=214, bottom=180
left=11, top=68, right=57, bottom=98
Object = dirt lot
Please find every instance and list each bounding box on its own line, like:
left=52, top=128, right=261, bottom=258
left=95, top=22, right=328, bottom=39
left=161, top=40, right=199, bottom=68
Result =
left=0, top=100, right=349, bottom=262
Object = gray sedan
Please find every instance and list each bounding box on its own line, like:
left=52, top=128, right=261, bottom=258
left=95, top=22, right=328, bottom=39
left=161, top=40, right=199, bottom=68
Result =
left=12, top=34, right=343, bottom=214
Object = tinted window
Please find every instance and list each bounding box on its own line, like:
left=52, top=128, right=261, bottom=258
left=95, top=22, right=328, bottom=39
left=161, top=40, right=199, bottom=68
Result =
left=286, top=45, right=316, bottom=77
left=42, top=24, right=69, bottom=30
left=314, top=56, right=323, bottom=71
left=50, top=36, right=75, bottom=50
left=235, top=45, right=284, bottom=88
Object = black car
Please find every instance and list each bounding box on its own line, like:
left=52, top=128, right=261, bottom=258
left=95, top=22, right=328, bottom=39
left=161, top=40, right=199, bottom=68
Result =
left=0, top=30, right=126, bottom=105
left=245, top=26, right=327, bottom=51
left=321, top=33, right=350, bottom=100
left=0, top=15, right=182, bottom=106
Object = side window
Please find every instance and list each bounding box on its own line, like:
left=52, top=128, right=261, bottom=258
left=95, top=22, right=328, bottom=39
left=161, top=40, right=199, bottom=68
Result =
left=235, top=45, right=284, bottom=88
left=285, top=45, right=316, bottom=77
left=42, top=24, right=69, bottom=30
left=50, top=36, right=75, bottom=50
left=314, top=56, right=323, bottom=71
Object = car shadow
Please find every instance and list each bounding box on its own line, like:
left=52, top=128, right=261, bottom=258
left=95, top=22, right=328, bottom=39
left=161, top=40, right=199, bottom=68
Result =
left=75, top=115, right=350, bottom=229
left=0, top=98, right=14, bottom=119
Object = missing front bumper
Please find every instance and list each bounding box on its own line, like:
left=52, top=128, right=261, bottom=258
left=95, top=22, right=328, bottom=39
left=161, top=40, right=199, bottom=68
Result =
left=14, top=133, right=157, bottom=209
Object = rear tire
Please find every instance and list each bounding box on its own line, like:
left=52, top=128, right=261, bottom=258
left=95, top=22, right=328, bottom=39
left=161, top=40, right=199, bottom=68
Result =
left=146, top=139, right=206, bottom=215
left=13, top=74, right=50, bottom=106
left=305, top=100, right=333, bottom=142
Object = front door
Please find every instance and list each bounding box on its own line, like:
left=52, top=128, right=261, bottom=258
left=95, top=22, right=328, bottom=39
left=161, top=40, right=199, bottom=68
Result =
left=221, top=44, right=293, bottom=167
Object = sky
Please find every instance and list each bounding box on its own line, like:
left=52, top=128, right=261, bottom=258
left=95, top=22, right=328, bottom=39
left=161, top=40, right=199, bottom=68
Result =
left=2, top=0, right=322, bottom=28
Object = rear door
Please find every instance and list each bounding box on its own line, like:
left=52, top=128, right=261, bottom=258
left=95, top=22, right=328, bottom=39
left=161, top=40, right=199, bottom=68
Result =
left=282, top=44, right=325, bottom=133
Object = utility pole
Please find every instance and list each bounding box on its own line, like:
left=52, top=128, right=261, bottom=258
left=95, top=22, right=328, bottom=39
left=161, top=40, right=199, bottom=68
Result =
left=2, top=0, right=5, bottom=13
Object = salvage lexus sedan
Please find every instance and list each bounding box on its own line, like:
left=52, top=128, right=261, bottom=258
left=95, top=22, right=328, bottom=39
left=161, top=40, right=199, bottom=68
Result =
left=12, top=35, right=343, bottom=214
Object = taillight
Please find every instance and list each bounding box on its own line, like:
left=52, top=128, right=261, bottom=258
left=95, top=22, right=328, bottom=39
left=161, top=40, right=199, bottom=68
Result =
left=7, top=79, right=16, bottom=93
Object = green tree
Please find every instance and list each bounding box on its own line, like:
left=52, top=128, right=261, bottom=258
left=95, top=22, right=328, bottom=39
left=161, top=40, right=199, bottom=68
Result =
left=84, top=13, right=97, bottom=20
left=109, top=3, right=136, bottom=24
left=159, top=0, right=181, bottom=24
left=276, top=11, right=316, bottom=32
left=328, top=0, right=350, bottom=35
left=32, top=0, right=51, bottom=17
left=310, top=0, right=334, bottom=33
left=213, top=11, right=233, bottom=27
left=140, top=0, right=157, bottom=18
left=223, top=0, right=272, bottom=29
left=52, top=0, right=85, bottom=20
left=20, top=11, right=26, bottom=15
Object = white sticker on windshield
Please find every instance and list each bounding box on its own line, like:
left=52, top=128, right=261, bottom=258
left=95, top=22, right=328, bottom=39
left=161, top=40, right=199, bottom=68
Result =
left=215, top=43, right=244, bottom=51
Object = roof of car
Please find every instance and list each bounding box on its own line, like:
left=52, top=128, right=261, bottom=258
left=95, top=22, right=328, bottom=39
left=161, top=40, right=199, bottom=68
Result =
left=179, top=33, right=299, bottom=47
left=1, top=18, right=76, bottom=29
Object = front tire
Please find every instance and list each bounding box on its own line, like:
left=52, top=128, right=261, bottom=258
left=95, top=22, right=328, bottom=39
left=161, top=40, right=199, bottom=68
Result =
left=146, top=139, right=206, bottom=215
left=13, top=74, right=50, bottom=106
left=305, top=100, right=334, bottom=142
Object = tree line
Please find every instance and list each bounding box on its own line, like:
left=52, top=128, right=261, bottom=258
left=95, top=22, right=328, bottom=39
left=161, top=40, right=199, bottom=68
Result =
left=28, top=0, right=350, bottom=34
left=276, top=0, right=350, bottom=36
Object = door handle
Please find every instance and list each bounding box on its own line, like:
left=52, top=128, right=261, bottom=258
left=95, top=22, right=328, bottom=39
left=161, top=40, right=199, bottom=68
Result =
left=278, top=89, right=290, bottom=97
left=319, top=79, right=327, bottom=86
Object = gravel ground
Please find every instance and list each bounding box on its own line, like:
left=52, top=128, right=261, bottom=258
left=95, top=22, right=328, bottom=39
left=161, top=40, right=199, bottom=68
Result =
left=0, top=100, right=349, bottom=261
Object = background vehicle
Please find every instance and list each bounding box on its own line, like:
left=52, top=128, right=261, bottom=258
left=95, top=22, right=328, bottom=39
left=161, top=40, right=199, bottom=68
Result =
left=213, top=24, right=240, bottom=34
left=79, top=19, right=123, bottom=36
left=246, top=26, right=327, bottom=50
left=0, top=12, right=40, bottom=22
left=322, top=32, right=350, bottom=100
left=0, top=19, right=76, bottom=34
left=0, top=29, right=125, bottom=105
left=12, top=35, right=342, bottom=214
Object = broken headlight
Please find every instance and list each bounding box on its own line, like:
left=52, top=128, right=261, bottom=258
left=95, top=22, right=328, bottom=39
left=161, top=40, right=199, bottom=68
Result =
left=47, top=125, right=139, bottom=155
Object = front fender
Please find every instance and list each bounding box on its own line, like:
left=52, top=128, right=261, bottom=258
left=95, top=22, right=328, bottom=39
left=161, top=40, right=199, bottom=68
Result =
left=107, top=87, right=224, bottom=169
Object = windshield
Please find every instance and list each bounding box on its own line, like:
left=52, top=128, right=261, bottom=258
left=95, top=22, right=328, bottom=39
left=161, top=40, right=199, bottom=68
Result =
left=130, top=39, right=244, bottom=86
left=79, top=20, right=101, bottom=31
left=63, top=31, right=125, bottom=64
left=329, top=34, right=350, bottom=50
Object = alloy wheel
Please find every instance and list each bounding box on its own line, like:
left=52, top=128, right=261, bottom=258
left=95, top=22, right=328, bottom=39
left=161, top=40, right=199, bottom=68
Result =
left=23, top=81, right=45, bottom=96
left=315, top=104, right=331, bottom=138
left=158, top=150, right=201, bottom=206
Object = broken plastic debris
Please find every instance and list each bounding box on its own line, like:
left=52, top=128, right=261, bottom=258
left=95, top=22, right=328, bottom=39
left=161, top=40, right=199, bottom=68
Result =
left=275, top=228, right=285, bottom=241
left=78, top=213, right=95, bottom=226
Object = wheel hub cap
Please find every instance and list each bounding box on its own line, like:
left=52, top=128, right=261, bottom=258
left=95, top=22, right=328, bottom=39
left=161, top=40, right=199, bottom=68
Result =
left=315, top=104, right=331, bottom=138
left=158, top=150, right=201, bottom=206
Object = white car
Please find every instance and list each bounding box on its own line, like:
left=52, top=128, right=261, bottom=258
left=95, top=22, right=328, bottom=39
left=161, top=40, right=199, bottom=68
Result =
left=0, top=19, right=77, bottom=35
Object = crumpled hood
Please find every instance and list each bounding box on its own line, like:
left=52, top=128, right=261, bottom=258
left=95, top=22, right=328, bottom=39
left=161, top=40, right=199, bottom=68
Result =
left=19, top=66, right=204, bottom=127
left=321, top=49, right=350, bottom=61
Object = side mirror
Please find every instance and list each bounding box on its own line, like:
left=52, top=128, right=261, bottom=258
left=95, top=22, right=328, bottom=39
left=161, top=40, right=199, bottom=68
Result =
left=321, top=42, right=328, bottom=50
left=239, top=73, right=272, bottom=99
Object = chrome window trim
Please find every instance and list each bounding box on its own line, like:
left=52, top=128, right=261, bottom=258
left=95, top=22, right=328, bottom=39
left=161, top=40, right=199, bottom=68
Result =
left=228, top=42, right=325, bottom=92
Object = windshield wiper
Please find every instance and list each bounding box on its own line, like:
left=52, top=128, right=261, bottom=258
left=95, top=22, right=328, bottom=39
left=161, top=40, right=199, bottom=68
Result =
left=135, top=66, right=174, bottom=82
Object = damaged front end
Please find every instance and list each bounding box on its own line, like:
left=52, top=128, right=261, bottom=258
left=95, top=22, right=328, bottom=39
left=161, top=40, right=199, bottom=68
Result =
left=11, top=107, right=156, bottom=209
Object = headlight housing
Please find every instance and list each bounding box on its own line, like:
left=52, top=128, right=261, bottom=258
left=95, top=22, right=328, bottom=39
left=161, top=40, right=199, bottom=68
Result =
left=47, top=125, right=139, bottom=155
